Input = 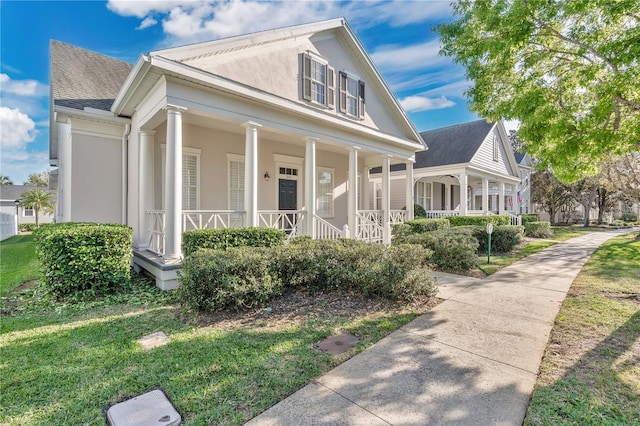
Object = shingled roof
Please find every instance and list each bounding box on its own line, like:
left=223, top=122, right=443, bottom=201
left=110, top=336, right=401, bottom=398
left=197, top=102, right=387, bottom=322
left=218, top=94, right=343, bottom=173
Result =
left=514, top=152, right=526, bottom=163
left=50, top=40, right=133, bottom=111
left=371, top=119, right=495, bottom=173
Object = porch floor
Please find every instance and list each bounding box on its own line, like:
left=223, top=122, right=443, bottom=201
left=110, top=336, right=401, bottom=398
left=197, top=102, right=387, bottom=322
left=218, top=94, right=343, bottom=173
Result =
left=132, top=249, right=181, bottom=290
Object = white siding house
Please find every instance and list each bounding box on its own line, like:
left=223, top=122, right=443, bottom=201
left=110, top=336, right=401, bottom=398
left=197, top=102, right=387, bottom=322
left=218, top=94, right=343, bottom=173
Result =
left=49, top=18, right=425, bottom=288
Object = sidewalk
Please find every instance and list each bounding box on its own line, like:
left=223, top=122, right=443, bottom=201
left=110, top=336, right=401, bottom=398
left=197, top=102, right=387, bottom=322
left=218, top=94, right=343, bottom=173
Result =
left=246, top=231, right=625, bottom=426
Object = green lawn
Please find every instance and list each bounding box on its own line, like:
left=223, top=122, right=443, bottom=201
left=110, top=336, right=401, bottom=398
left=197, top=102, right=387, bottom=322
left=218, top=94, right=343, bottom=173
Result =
left=0, top=277, right=431, bottom=425
left=550, top=226, right=608, bottom=241
left=476, top=240, right=557, bottom=275
left=0, top=234, right=39, bottom=296
left=524, top=233, right=640, bottom=425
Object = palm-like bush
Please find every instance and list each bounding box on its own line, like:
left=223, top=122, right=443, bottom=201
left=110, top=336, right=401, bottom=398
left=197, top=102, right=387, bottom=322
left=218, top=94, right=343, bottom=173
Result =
left=18, top=189, right=55, bottom=227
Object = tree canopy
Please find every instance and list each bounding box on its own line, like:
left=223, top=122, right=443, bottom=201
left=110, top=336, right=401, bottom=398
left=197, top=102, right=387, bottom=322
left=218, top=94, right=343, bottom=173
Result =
left=440, top=0, right=640, bottom=182
left=0, top=174, right=13, bottom=185
left=23, top=171, right=49, bottom=187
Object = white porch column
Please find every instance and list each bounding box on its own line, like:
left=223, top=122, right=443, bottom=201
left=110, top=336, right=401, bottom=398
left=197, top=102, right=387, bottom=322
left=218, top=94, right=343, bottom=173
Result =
left=382, top=156, right=391, bottom=244
left=164, top=106, right=184, bottom=261
left=498, top=181, right=506, bottom=215
left=348, top=147, right=359, bottom=238
left=304, top=137, right=317, bottom=237
left=513, top=184, right=520, bottom=214
left=242, top=121, right=261, bottom=227
left=405, top=160, right=414, bottom=221
left=362, top=164, right=370, bottom=210
left=138, top=129, right=155, bottom=250
left=460, top=171, right=468, bottom=216
left=482, top=177, right=489, bottom=214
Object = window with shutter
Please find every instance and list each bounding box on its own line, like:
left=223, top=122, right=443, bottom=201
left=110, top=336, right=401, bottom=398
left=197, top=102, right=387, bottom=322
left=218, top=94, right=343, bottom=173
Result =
left=338, top=71, right=365, bottom=119
left=301, top=53, right=334, bottom=108
left=160, top=145, right=201, bottom=211
left=228, top=155, right=245, bottom=211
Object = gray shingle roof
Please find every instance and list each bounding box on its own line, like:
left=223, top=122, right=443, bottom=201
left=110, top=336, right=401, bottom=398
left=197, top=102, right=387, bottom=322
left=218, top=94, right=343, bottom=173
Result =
left=514, top=152, right=526, bottom=163
left=371, top=119, right=495, bottom=173
left=0, top=185, right=56, bottom=201
left=50, top=40, right=133, bottom=111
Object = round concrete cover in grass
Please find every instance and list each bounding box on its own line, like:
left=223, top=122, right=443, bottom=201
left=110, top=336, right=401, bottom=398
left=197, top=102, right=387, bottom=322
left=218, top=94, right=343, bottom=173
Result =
left=107, top=389, right=181, bottom=426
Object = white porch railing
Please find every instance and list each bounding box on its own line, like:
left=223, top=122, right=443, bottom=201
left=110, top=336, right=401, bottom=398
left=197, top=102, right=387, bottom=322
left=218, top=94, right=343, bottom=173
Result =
left=314, top=215, right=344, bottom=240
left=356, top=210, right=384, bottom=243
left=505, top=212, right=522, bottom=226
left=258, top=210, right=306, bottom=239
left=148, top=210, right=166, bottom=255
left=183, top=210, right=245, bottom=231
left=425, top=210, right=461, bottom=218
left=389, top=210, right=407, bottom=224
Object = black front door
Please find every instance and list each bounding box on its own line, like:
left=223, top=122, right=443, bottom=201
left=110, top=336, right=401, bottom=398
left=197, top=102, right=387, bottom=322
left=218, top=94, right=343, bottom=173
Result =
left=279, top=179, right=297, bottom=210
left=278, top=179, right=297, bottom=232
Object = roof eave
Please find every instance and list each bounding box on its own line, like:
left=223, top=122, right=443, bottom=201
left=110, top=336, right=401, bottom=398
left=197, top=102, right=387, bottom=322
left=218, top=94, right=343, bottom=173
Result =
left=111, top=55, right=152, bottom=116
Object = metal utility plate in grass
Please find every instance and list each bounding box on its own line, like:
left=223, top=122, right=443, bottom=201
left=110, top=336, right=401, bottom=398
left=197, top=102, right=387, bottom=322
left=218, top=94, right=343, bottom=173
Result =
left=107, top=389, right=181, bottom=426
left=314, top=333, right=360, bottom=355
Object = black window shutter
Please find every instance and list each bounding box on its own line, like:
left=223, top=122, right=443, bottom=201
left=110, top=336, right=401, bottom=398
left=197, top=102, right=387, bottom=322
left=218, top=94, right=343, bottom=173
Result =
left=327, top=65, right=335, bottom=109
left=358, top=80, right=365, bottom=119
left=338, top=71, right=347, bottom=113
left=302, top=53, right=311, bottom=101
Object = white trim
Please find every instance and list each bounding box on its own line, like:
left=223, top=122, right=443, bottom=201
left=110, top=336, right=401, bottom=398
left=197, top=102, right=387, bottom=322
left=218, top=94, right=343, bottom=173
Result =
left=274, top=157, right=302, bottom=211
left=273, top=154, right=303, bottom=165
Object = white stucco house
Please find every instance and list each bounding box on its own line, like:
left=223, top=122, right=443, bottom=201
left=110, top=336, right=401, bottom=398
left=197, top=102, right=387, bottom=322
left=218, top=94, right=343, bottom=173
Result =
left=370, top=120, right=522, bottom=224
left=514, top=152, right=534, bottom=215
left=49, top=18, right=425, bottom=288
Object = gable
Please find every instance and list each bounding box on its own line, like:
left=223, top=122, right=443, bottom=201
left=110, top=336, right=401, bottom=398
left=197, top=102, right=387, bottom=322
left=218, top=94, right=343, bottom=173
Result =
left=470, top=127, right=517, bottom=177
left=152, top=22, right=411, bottom=140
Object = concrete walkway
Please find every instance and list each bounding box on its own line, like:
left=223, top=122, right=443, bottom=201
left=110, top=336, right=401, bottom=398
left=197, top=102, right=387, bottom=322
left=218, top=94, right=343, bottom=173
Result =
left=246, top=231, right=626, bottom=426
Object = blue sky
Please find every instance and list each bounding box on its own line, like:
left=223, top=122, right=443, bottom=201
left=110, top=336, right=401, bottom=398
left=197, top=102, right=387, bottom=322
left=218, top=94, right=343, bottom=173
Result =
left=1, top=0, right=481, bottom=185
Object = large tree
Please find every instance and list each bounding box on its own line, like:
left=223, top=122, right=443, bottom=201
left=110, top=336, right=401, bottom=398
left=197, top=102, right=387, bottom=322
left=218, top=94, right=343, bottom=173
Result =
left=531, top=168, right=573, bottom=225
left=23, top=171, right=49, bottom=187
left=18, top=189, right=55, bottom=228
left=440, top=0, right=640, bottom=182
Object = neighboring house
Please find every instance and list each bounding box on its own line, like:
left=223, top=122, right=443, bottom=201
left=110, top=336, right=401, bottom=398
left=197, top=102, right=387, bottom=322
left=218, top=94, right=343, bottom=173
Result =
left=514, top=152, right=534, bottom=215
left=49, top=18, right=425, bottom=288
left=370, top=120, right=522, bottom=223
left=0, top=185, right=56, bottom=240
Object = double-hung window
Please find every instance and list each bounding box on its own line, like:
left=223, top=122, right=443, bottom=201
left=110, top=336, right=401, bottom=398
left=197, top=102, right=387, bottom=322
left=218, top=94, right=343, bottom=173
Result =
left=227, top=154, right=245, bottom=211
left=415, top=181, right=432, bottom=211
left=302, top=53, right=335, bottom=108
left=316, top=168, right=334, bottom=217
left=339, top=71, right=365, bottom=119
left=161, top=145, right=200, bottom=210
left=23, top=207, right=34, bottom=217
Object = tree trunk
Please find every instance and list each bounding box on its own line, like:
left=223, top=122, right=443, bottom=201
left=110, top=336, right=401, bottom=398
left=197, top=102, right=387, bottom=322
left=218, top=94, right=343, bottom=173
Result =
left=549, top=206, right=556, bottom=226
left=35, top=207, right=39, bottom=228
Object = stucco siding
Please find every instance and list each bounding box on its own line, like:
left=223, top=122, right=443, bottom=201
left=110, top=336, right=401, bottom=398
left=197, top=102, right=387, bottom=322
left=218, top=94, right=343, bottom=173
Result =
left=180, top=34, right=406, bottom=139
left=71, top=134, right=122, bottom=223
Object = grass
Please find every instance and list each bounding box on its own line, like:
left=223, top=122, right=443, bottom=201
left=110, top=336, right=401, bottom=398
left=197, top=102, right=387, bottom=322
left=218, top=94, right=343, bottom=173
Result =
left=0, top=234, right=39, bottom=296
left=476, top=240, right=557, bottom=275
left=0, top=276, right=430, bottom=425
left=524, top=233, right=640, bottom=425
left=550, top=226, right=608, bottom=241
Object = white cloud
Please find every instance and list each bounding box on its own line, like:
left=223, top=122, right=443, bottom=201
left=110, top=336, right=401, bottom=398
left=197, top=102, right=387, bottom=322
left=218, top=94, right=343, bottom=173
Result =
left=346, top=0, right=453, bottom=28
left=0, top=149, right=50, bottom=186
left=370, top=40, right=447, bottom=73
left=418, top=79, right=471, bottom=99
left=0, top=106, right=37, bottom=149
left=137, top=16, right=158, bottom=30
left=106, top=0, right=190, bottom=18
left=400, top=95, right=455, bottom=112
left=1, top=73, right=48, bottom=97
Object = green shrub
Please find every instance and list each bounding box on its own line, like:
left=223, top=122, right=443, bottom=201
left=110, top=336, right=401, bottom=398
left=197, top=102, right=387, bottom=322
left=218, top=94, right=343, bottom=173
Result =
left=34, top=223, right=132, bottom=297
left=404, top=218, right=451, bottom=233
left=621, top=212, right=638, bottom=223
left=179, top=239, right=437, bottom=312
left=402, top=204, right=427, bottom=218
left=395, top=228, right=478, bottom=271
left=610, top=219, right=627, bottom=227
left=18, top=223, right=37, bottom=232
left=473, top=225, right=525, bottom=253
left=446, top=215, right=510, bottom=227
left=520, top=214, right=539, bottom=225
left=182, top=227, right=286, bottom=257
left=524, top=221, right=553, bottom=238
left=179, top=247, right=283, bottom=312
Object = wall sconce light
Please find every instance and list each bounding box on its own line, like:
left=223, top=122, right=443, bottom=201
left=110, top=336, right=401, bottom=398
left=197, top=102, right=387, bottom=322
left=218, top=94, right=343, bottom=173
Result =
left=264, top=171, right=270, bottom=181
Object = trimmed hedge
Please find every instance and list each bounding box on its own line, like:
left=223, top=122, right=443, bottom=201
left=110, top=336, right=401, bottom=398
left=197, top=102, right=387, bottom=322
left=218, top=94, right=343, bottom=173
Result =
left=621, top=212, right=638, bottom=223
left=18, top=223, right=38, bottom=232
left=394, top=228, right=478, bottom=271
left=471, top=225, right=525, bottom=253
left=402, top=204, right=427, bottom=218
left=392, top=218, right=451, bottom=238
left=179, top=247, right=283, bottom=312
left=524, top=221, right=553, bottom=238
left=446, top=215, right=511, bottom=227
left=178, top=239, right=437, bottom=311
left=34, top=223, right=132, bottom=297
left=182, top=227, right=286, bottom=256
left=520, top=214, right=539, bottom=225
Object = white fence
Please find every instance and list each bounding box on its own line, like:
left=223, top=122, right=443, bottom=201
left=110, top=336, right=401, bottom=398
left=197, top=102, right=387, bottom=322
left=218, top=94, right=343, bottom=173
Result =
left=0, top=212, right=17, bottom=241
